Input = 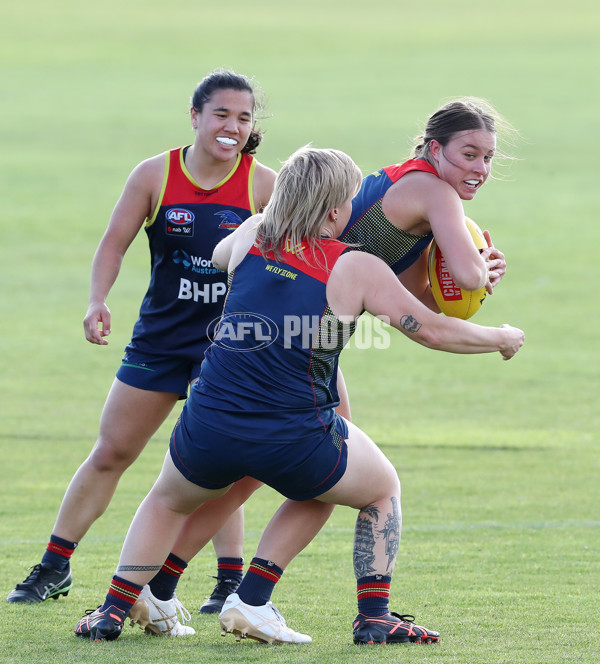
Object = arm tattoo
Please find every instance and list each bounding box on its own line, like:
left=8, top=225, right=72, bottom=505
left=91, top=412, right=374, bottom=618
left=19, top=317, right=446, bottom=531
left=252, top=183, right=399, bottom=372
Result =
left=399, top=314, right=422, bottom=333
left=117, top=565, right=162, bottom=572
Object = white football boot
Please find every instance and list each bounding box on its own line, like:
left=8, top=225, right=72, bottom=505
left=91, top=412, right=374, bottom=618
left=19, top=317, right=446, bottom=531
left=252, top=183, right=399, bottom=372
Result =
left=219, top=593, right=311, bottom=644
left=129, top=585, right=195, bottom=636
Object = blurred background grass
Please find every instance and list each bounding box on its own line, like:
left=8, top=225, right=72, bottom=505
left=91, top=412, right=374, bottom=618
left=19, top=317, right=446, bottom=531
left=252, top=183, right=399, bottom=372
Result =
left=1, top=1, right=599, bottom=662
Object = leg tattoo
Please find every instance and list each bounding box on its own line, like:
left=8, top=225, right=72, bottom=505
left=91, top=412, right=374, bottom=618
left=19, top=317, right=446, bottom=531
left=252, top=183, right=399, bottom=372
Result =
left=117, top=565, right=162, bottom=573
left=353, top=505, right=379, bottom=578
left=379, top=496, right=401, bottom=571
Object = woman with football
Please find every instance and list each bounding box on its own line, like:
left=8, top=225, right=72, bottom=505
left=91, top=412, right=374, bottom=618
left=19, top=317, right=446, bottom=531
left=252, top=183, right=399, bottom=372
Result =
left=342, top=97, right=515, bottom=305
left=184, top=97, right=517, bottom=614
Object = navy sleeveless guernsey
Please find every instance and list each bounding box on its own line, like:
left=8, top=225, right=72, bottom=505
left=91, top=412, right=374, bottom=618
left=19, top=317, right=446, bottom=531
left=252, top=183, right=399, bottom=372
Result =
left=341, top=158, right=438, bottom=274
left=188, top=237, right=355, bottom=442
left=127, top=148, right=257, bottom=359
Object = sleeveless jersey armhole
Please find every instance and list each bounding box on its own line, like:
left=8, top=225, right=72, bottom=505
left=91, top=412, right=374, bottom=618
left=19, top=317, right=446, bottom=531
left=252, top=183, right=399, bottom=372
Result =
left=247, top=158, right=258, bottom=215
left=146, top=151, right=171, bottom=228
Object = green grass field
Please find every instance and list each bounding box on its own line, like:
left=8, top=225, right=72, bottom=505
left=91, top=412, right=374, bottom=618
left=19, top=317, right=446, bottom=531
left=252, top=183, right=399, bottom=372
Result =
left=1, top=1, right=599, bottom=662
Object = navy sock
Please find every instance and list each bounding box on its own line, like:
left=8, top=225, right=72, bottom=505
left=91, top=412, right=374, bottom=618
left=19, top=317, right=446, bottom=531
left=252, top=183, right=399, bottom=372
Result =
left=148, top=553, right=188, bottom=601
left=216, top=556, right=244, bottom=584
left=236, top=557, right=283, bottom=606
left=102, top=575, right=143, bottom=617
left=41, top=534, right=77, bottom=571
left=357, top=575, right=391, bottom=617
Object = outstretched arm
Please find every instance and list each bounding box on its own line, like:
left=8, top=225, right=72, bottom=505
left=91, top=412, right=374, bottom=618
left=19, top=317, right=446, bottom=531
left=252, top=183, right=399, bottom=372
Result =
left=328, top=252, right=524, bottom=361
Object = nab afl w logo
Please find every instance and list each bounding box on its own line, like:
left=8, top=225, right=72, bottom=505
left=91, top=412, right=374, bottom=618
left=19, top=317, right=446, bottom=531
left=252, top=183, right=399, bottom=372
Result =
left=166, top=208, right=195, bottom=237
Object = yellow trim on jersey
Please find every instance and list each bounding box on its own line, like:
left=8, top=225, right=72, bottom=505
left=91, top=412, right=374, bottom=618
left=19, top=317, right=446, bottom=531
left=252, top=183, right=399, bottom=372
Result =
left=247, top=158, right=257, bottom=214
left=179, top=149, right=243, bottom=190
left=146, top=151, right=171, bottom=228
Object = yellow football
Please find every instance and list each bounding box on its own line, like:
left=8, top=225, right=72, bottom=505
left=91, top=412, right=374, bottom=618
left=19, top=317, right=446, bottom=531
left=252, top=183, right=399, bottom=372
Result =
left=428, top=217, right=488, bottom=319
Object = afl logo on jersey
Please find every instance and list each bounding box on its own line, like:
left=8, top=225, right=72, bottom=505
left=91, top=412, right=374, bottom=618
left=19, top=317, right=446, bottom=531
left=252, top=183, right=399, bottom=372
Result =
left=166, top=208, right=195, bottom=237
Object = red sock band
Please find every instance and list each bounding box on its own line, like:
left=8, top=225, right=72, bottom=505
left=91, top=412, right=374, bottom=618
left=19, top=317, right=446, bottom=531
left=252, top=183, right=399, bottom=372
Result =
left=46, top=541, right=76, bottom=559
left=247, top=560, right=282, bottom=583
left=108, top=576, right=142, bottom=606
left=161, top=559, right=185, bottom=578
left=357, top=580, right=391, bottom=600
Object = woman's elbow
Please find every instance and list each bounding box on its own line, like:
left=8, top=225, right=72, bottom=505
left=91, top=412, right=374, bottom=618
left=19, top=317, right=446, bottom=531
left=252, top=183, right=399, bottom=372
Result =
left=409, top=323, right=446, bottom=351
left=453, top=263, right=487, bottom=291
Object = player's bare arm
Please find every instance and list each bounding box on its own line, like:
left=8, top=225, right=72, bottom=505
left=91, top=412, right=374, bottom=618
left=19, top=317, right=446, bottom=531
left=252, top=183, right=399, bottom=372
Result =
left=83, top=156, right=164, bottom=345
left=212, top=215, right=261, bottom=272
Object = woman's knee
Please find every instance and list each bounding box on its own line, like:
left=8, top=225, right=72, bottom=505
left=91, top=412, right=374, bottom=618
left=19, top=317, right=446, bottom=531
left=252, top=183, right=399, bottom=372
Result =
left=87, top=435, right=142, bottom=472
left=380, top=458, right=401, bottom=495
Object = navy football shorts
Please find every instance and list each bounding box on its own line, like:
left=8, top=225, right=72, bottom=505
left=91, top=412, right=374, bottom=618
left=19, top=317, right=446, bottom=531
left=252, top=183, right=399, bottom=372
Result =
left=116, top=348, right=204, bottom=400
left=170, top=408, right=349, bottom=502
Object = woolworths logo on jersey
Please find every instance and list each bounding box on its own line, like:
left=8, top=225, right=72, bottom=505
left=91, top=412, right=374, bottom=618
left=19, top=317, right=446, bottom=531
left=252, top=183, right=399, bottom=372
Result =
left=173, top=250, right=220, bottom=274
left=207, top=313, right=391, bottom=352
